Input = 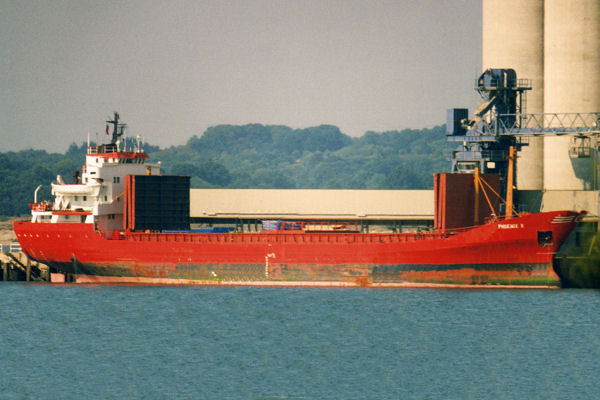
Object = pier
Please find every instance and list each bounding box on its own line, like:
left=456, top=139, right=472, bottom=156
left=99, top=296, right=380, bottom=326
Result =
left=0, top=243, right=49, bottom=282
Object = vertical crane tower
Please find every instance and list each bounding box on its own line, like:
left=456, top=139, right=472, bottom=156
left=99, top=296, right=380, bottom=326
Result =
left=447, top=68, right=600, bottom=212
left=447, top=68, right=531, bottom=185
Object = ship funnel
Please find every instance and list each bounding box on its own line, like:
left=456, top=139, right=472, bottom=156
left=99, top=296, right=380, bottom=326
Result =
left=34, top=185, right=42, bottom=203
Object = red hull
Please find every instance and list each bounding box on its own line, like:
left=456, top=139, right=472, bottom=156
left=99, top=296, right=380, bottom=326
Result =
left=14, top=210, right=582, bottom=286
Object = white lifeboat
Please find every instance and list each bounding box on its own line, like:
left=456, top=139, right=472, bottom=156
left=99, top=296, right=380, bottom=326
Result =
left=51, top=182, right=101, bottom=196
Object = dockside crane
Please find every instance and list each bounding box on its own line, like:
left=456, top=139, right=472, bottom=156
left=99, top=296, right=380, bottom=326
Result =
left=447, top=68, right=600, bottom=216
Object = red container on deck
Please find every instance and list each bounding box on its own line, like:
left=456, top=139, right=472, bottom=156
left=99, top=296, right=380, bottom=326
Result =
left=434, top=173, right=501, bottom=230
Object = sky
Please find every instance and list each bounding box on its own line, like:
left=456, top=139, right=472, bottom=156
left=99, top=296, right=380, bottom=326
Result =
left=1, top=0, right=482, bottom=153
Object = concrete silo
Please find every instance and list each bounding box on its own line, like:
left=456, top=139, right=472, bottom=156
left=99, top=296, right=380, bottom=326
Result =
left=482, top=0, right=544, bottom=191
left=543, top=0, right=600, bottom=192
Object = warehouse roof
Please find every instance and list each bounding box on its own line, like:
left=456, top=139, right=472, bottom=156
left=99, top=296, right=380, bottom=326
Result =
left=190, top=189, right=434, bottom=220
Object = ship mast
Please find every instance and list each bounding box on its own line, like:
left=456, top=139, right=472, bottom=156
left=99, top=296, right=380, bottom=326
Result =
left=106, top=112, right=126, bottom=146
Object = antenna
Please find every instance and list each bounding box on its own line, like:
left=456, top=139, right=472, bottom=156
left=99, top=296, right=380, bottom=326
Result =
left=106, top=111, right=127, bottom=145
left=122, top=125, right=127, bottom=151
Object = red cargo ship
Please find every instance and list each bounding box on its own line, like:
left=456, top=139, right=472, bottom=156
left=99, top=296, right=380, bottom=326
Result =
left=14, top=208, right=582, bottom=286
left=12, top=113, right=584, bottom=287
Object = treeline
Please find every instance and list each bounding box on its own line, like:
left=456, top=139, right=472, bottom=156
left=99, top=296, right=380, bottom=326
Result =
left=0, top=146, right=79, bottom=216
left=157, top=124, right=453, bottom=190
left=0, top=125, right=453, bottom=216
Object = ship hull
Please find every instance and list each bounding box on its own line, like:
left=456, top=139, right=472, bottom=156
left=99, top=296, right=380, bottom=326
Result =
left=13, top=210, right=582, bottom=287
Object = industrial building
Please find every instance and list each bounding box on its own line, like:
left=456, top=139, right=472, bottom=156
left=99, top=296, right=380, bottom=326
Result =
left=190, top=189, right=434, bottom=232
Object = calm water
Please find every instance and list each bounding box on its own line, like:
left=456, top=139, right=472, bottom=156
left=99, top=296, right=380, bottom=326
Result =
left=1, top=284, right=599, bottom=399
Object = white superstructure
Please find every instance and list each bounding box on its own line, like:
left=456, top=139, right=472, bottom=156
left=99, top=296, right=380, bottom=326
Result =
left=30, top=114, right=160, bottom=231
